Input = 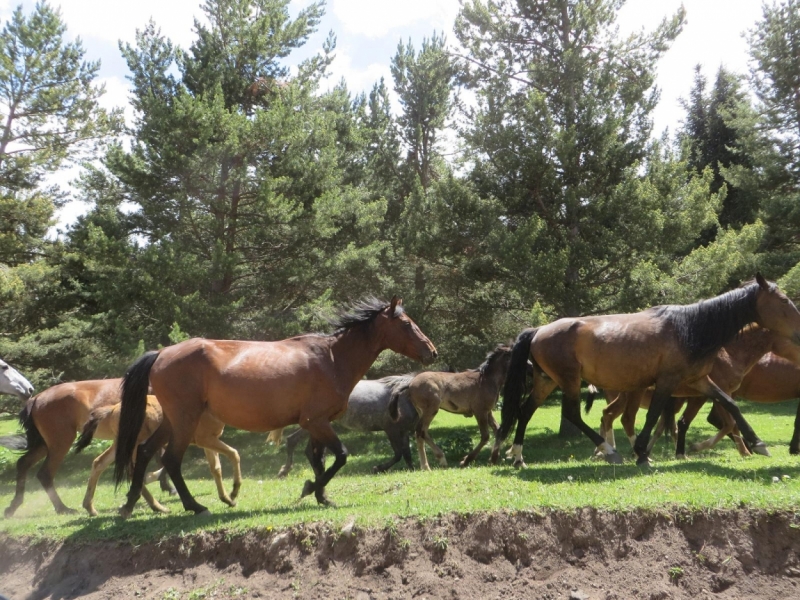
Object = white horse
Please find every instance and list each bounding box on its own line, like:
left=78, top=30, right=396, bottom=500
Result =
left=0, top=358, right=34, bottom=399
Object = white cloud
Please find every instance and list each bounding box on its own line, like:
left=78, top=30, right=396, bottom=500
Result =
left=618, top=0, right=763, bottom=135
left=53, top=0, right=202, bottom=48
left=325, top=45, right=391, bottom=96
left=331, top=0, right=459, bottom=39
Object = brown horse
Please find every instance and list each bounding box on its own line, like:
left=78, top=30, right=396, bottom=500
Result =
left=1, top=378, right=161, bottom=517
left=492, top=276, right=800, bottom=467
left=388, top=345, right=512, bottom=469
left=689, top=345, right=800, bottom=455
left=75, top=395, right=241, bottom=516
left=596, top=325, right=795, bottom=457
left=113, top=297, right=437, bottom=516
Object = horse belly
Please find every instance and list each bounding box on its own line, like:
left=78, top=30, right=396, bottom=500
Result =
left=579, top=338, right=663, bottom=391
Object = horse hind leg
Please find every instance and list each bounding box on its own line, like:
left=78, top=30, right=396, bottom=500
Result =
left=36, top=438, right=77, bottom=515
left=372, top=429, right=405, bottom=473
left=4, top=443, right=47, bottom=518
left=119, top=421, right=171, bottom=519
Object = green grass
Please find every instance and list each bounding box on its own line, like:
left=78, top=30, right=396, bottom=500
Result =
left=1, top=398, right=799, bottom=544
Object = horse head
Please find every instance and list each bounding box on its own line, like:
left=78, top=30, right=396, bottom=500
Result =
left=754, top=273, right=800, bottom=346
left=0, top=359, right=34, bottom=400
left=377, top=297, right=438, bottom=365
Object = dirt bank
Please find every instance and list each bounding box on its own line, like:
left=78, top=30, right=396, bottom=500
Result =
left=2, top=508, right=800, bottom=599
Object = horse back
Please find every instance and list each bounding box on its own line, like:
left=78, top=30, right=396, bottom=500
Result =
left=30, top=378, right=123, bottom=435
left=736, top=354, right=800, bottom=402
left=339, top=379, right=417, bottom=432
left=534, top=314, right=685, bottom=391
left=151, top=337, right=339, bottom=433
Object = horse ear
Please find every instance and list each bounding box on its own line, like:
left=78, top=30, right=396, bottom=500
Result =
left=389, top=296, right=401, bottom=316
left=756, top=272, right=769, bottom=290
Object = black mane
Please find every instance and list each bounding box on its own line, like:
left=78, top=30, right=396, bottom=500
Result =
left=328, top=297, right=403, bottom=334
left=655, top=282, right=766, bottom=361
left=475, top=344, right=511, bottom=377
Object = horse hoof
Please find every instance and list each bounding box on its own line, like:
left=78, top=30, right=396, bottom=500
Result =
left=3, top=508, right=15, bottom=519
left=689, top=443, right=702, bottom=452
left=301, top=480, right=315, bottom=498
left=118, top=506, right=133, bottom=520
left=752, top=442, right=771, bottom=457
left=636, top=456, right=653, bottom=467
left=222, top=499, right=237, bottom=508
left=675, top=453, right=687, bottom=461
left=196, top=509, right=213, bottom=518
left=605, top=451, right=623, bottom=465
left=56, top=506, right=78, bottom=516
left=513, top=460, right=527, bottom=469
left=277, top=466, right=290, bottom=479
left=153, top=505, right=169, bottom=514
left=790, top=447, right=799, bottom=456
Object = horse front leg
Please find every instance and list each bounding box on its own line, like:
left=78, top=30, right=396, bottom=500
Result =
left=634, top=385, right=676, bottom=466
left=301, top=420, right=348, bottom=506
left=561, top=385, right=622, bottom=465
left=460, top=412, right=492, bottom=467
left=278, top=428, right=308, bottom=478
left=120, top=422, right=171, bottom=518
left=791, top=400, right=800, bottom=455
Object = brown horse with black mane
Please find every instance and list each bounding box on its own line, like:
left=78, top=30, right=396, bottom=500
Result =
left=492, top=275, right=800, bottom=467
left=114, top=297, right=437, bottom=517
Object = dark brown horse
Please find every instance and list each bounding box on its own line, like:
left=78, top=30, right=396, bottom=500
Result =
left=114, top=297, right=437, bottom=516
left=492, top=276, right=800, bottom=467
left=595, top=325, right=795, bottom=457
left=388, top=345, right=512, bottom=469
left=691, top=342, right=800, bottom=455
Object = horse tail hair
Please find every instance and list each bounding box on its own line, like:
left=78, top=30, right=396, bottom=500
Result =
left=388, top=381, right=411, bottom=422
left=114, top=351, right=159, bottom=487
left=585, top=384, right=599, bottom=414
left=267, top=428, right=284, bottom=446
left=497, top=328, right=537, bottom=443
left=662, top=397, right=677, bottom=440
left=6, top=399, right=44, bottom=453
left=74, top=405, right=113, bottom=454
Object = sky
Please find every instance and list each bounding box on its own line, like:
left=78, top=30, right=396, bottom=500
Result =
left=0, top=0, right=768, bottom=225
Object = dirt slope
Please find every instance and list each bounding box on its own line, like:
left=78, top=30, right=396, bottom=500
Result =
left=2, top=509, right=800, bottom=599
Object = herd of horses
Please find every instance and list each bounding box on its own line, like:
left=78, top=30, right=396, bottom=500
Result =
left=0, top=278, right=799, bottom=519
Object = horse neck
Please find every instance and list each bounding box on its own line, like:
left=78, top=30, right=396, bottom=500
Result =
left=724, top=327, right=778, bottom=372
left=671, top=284, right=759, bottom=360
left=329, top=326, right=383, bottom=392
left=481, top=360, right=509, bottom=394
left=771, top=334, right=800, bottom=364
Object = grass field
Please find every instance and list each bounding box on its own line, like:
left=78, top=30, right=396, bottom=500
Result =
left=1, top=397, right=799, bottom=544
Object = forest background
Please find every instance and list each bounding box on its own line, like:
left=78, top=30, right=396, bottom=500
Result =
left=2, top=0, right=800, bottom=405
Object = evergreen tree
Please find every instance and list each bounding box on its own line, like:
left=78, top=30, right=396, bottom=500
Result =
left=0, top=1, right=120, bottom=266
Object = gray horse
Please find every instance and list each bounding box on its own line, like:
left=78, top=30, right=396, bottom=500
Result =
left=276, top=374, right=418, bottom=477
left=0, top=358, right=34, bottom=400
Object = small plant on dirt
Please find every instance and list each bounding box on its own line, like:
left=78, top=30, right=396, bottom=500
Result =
left=385, top=518, right=399, bottom=538
left=399, top=537, right=411, bottom=551
left=162, top=589, right=180, bottom=600
left=290, top=579, right=301, bottom=598
left=227, top=586, right=247, bottom=597
left=301, top=534, right=316, bottom=550
left=432, top=534, right=449, bottom=552
left=668, top=566, right=684, bottom=583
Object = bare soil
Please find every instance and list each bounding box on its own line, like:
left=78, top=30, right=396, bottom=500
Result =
left=2, top=509, right=800, bottom=600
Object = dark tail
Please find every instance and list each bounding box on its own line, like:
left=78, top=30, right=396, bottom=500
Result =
left=113, top=351, right=159, bottom=487
left=74, top=406, right=113, bottom=454
left=6, top=400, right=45, bottom=453
left=585, top=384, right=599, bottom=414
left=388, top=381, right=411, bottom=422
left=0, top=434, right=27, bottom=451
left=497, top=328, right=537, bottom=442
